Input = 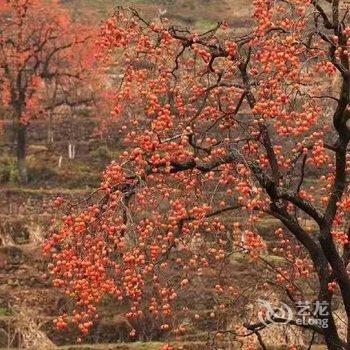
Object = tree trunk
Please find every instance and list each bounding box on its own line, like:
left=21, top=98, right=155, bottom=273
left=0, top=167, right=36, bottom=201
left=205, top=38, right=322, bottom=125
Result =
left=17, top=123, right=27, bottom=185
left=47, top=110, right=54, bottom=144
left=324, top=334, right=345, bottom=350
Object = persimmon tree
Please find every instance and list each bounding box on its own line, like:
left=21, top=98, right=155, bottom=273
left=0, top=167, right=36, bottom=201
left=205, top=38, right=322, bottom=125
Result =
left=42, top=41, right=97, bottom=145
left=45, top=0, right=350, bottom=349
left=0, top=0, right=95, bottom=184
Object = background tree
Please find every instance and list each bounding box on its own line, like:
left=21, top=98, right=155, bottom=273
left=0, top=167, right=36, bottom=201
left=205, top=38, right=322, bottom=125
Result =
left=45, top=1, right=350, bottom=349
left=0, top=0, right=95, bottom=184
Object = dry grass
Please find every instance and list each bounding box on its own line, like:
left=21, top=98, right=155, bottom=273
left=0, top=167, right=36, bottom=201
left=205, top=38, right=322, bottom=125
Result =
left=5, top=305, right=56, bottom=349
left=63, top=0, right=254, bottom=32
left=58, top=341, right=206, bottom=350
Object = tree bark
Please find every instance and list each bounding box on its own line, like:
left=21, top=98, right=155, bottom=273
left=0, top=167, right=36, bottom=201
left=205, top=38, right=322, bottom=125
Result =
left=47, top=110, right=54, bottom=144
left=16, top=122, right=27, bottom=185
left=324, top=334, right=345, bottom=350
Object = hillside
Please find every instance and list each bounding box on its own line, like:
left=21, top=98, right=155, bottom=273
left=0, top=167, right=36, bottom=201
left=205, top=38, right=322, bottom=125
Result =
left=0, top=0, right=338, bottom=349
left=64, top=0, right=253, bottom=33
left=0, top=1, right=256, bottom=348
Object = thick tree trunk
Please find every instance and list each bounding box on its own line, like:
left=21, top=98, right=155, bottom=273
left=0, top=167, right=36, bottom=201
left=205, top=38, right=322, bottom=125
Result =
left=324, top=334, right=345, bottom=350
left=17, top=123, right=27, bottom=185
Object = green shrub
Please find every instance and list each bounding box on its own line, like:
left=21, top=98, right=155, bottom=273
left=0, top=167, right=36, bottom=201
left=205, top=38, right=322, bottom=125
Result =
left=90, top=145, right=115, bottom=163
left=27, top=155, right=58, bottom=184
left=0, top=155, right=18, bottom=184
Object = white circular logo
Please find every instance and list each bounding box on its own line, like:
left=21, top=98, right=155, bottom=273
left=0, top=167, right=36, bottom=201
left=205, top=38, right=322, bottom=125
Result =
left=257, top=299, right=293, bottom=326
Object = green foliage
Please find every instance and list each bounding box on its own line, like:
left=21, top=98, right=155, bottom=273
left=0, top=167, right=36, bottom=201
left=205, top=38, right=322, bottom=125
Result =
left=0, top=155, right=18, bottom=184
left=0, top=305, right=11, bottom=317
left=27, top=155, right=58, bottom=184
left=195, top=18, right=217, bottom=30
left=90, top=145, right=121, bottom=169
left=90, top=145, right=115, bottom=163
left=181, top=0, right=195, bottom=10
